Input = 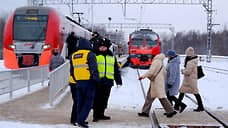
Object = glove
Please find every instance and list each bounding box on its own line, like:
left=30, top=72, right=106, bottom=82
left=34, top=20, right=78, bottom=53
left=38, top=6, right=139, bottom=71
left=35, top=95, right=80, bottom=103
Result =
left=138, top=77, right=143, bottom=80
left=167, top=84, right=172, bottom=89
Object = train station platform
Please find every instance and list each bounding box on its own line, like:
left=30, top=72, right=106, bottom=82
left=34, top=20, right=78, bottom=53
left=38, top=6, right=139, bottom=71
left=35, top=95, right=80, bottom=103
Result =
left=153, top=108, right=221, bottom=128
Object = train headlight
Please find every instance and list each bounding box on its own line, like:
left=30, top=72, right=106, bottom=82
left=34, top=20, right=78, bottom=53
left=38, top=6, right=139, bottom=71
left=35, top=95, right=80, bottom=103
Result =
left=8, top=44, right=16, bottom=49
left=42, top=44, right=51, bottom=49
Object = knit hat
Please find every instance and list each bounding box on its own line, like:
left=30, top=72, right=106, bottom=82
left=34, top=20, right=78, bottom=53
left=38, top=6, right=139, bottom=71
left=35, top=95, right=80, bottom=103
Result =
left=99, top=38, right=111, bottom=48
left=185, top=47, right=195, bottom=56
left=166, top=49, right=176, bottom=57
left=151, top=47, right=160, bottom=56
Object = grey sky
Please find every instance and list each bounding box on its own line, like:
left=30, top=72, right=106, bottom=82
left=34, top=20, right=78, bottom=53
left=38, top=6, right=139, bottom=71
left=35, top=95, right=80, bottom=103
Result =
left=0, top=0, right=227, bottom=34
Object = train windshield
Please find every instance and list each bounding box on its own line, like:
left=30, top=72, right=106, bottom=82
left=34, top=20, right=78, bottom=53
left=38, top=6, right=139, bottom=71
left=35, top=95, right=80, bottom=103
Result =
left=145, top=34, right=158, bottom=47
left=131, top=34, right=144, bottom=46
left=13, top=15, right=48, bottom=41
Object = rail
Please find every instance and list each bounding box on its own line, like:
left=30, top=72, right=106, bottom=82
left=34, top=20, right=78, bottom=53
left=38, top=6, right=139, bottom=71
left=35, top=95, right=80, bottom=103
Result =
left=48, top=60, right=69, bottom=106
left=0, top=65, right=49, bottom=99
left=185, top=94, right=228, bottom=128
left=203, top=66, right=228, bottom=75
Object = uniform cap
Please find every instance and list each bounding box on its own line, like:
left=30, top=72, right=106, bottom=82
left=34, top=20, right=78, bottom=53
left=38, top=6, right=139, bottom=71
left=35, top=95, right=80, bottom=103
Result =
left=99, top=38, right=111, bottom=48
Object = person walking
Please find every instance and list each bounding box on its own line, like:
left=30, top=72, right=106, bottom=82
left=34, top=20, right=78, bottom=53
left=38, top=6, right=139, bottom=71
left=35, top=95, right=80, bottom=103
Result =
left=138, top=53, right=177, bottom=118
left=49, top=48, right=64, bottom=72
left=92, top=38, right=122, bottom=122
left=66, top=32, right=78, bottom=58
left=165, top=50, right=180, bottom=110
left=177, top=47, right=204, bottom=113
left=69, top=38, right=100, bottom=128
left=137, top=52, right=159, bottom=117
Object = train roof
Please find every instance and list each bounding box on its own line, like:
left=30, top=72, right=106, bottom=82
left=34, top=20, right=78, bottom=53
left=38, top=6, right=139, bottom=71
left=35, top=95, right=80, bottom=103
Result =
left=129, top=29, right=159, bottom=37
left=14, top=6, right=52, bottom=15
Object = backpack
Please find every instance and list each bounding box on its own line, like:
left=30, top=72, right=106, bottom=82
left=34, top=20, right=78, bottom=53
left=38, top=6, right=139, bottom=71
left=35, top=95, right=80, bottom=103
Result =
left=197, top=66, right=205, bottom=79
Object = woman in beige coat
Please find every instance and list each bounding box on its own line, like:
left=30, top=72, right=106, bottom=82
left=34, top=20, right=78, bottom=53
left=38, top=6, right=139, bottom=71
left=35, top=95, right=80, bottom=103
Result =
left=138, top=53, right=177, bottom=118
left=177, top=47, right=204, bottom=113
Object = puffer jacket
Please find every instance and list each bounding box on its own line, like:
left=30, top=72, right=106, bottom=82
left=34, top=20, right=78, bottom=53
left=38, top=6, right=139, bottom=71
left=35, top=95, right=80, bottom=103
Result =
left=141, top=53, right=166, bottom=98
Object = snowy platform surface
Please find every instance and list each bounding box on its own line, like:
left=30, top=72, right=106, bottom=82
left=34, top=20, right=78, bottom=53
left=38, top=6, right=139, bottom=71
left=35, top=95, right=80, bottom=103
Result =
left=154, top=108, right=221, bottom=127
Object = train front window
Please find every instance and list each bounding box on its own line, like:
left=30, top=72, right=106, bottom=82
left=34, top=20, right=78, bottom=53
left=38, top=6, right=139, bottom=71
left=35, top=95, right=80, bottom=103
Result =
left=145, top=34, right=158, bottom=47
left=13, top=15, right=48, bottom=41
left=131, top=34, right=144, bottom=46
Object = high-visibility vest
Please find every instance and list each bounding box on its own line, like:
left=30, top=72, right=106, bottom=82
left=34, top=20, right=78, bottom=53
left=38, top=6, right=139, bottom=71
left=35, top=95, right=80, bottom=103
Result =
left=71, top=50, right=91, bottom=80
left=96, top=55, right=115, bottom=80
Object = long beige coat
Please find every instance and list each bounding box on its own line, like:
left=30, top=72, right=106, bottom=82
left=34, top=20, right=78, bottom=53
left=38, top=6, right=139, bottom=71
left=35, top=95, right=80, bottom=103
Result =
left=142, top=54, right=166, bottom=98
left=179, top=58, right=198, bottom=94
left=179, top=47, right=199, bottom=94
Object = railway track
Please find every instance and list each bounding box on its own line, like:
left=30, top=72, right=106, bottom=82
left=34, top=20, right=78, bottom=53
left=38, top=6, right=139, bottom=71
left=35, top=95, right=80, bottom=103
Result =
left=185, top=94, right=228, bottom=128
left=203, top=65, right=228, bottom=75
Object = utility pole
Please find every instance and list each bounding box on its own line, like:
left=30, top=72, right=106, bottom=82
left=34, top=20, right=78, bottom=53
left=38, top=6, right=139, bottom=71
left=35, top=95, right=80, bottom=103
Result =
left=72, top=12, right=84, bottom=24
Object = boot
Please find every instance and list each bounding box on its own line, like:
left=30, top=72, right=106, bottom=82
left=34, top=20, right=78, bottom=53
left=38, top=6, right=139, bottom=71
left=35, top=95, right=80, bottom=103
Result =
left=166, top=111, right=177, bottom=118
left=193, top=94, right=204, bottom=112
left=179, top=103, right=187, bottom=113
left=174, top=103, right=179, bottom=111
left=138, top=112, right=149, bottom=117
left=99, top=115, right=111, bottom=120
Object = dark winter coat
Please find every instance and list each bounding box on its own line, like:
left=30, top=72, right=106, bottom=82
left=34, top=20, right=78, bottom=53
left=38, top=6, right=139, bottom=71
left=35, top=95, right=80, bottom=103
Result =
left=165, top=56, right=180, bottom=96
left=66, top=33, right=78, bottom=57
left=49, top=54, right=64, bottom=71
left=96, top=50, right=122, bottom=86
left=70, top=38, right=100, bottom=82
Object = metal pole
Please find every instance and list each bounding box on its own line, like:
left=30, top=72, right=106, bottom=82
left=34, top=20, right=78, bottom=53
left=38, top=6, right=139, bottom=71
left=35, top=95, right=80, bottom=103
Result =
left=91, top=0, right=94, bottom=32
left=206, top=0, right=212, bottom=62
left=27, top=69, right=31, bottom=92
left=71, top=0, right=74, bottom=17
left=136, top=69, right=146, bottom=98
left=136, top=69, right=156, bottom=128
left=9, top=72, right=13, bottom=99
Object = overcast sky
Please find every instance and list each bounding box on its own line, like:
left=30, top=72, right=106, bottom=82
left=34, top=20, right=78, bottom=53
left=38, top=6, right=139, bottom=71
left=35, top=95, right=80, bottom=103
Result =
left=1, top=0, right=228, bottom=35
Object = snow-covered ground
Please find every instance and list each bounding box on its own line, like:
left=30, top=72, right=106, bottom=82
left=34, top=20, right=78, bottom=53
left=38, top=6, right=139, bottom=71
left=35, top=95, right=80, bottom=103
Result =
left=0, top=57, right=228, bottom=128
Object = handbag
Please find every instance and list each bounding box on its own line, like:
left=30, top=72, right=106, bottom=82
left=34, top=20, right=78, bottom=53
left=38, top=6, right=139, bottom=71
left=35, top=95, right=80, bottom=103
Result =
left=197, top=65, right=205, bottom=79
left=148, top=65, right=163, bottom=81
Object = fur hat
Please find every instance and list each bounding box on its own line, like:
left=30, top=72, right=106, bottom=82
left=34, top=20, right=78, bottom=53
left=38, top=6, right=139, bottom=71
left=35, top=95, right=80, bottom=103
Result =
left=99, top=38, right=111, bottom=48
left=166, top=49, right=176, bottom=57
left=185, top=47, right=195, bottom=56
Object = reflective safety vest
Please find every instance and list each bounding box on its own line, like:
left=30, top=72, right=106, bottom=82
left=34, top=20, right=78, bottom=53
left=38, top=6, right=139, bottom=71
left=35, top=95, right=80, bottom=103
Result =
left=96, top=55, right=115, bottom=80
left=71, top=50, right=91, bottom=80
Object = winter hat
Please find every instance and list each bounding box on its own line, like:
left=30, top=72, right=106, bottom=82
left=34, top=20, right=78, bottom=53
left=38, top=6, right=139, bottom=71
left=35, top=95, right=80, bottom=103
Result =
left=151, top=47, right=160, bottom=56
left=99, top=38, right=111, bottom=48
left=185, top=47, right=195, bottom=56
left=166, top=49, right=176, bottom=57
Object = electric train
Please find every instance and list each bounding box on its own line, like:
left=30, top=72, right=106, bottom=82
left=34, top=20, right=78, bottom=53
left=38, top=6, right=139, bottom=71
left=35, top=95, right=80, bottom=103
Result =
left=128, top=29, right=160, bottom=68
left=4, top=6, right=91, bottom=69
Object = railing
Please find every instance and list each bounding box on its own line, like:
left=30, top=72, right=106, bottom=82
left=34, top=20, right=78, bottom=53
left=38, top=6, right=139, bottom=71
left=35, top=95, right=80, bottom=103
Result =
left=0, top=65, right=49, bottom=99
left=49, top=60, right=69, bottom=106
